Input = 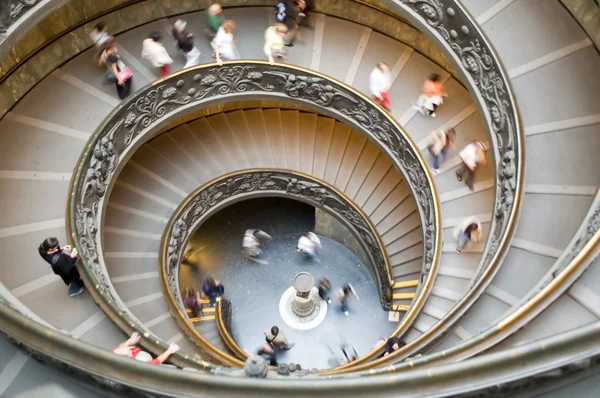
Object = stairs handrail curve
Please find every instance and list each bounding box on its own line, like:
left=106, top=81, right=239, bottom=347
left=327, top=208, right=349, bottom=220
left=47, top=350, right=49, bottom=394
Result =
left=1, top=288, right=600, bottom=396
left=329, top=0, right=526, bottom=371
left=338, top=190, right=600, bottom=377
left=66, top=61, right=442, bottom=369
left=160, top=169, right=397, bottom=367
left=216, top=299, right=248, bottom=361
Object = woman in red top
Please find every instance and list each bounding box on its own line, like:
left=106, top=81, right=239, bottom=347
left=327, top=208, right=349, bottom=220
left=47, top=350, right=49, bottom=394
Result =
left=112, top=332, right=179, bottom=364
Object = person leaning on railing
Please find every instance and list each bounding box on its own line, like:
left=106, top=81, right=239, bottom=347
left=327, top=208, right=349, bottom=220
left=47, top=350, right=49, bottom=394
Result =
left=38, top=237, right=84, bottom=297
left=112, top=332, right=180, bottom=365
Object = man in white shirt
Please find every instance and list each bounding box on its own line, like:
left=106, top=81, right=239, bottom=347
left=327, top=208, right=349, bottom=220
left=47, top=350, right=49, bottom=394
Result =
left=296, top=231, right=322, bottom=262
left=369, top=62, right=392, bottom=111
left=242, top=229, right=272, bottom=262
left=456, top=141, right=486, bottom=191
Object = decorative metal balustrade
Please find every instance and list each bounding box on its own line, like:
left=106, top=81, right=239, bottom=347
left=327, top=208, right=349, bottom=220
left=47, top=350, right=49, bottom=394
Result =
left=2, top=0, right=599, bottom=394
left=67, top=61, right=441, bottom=368
left=0, top=0, right=39, bottom=40
left=160, top=169, right=396, bottom=364
left=329, top=0, right=526, bottom=371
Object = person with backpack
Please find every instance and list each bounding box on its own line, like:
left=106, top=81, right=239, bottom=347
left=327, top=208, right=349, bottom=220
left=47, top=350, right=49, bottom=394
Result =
left=265, top=325, right=295, bottom=350
left=38, top=237, right=84, bottom=297
left=201, top=276, right=224, bottom=306
left=172, top=19, right=201, bottom=68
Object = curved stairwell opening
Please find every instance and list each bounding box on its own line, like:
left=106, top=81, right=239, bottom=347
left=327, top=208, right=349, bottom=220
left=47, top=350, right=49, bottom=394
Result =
left=0, top=0, right=599, bottom=396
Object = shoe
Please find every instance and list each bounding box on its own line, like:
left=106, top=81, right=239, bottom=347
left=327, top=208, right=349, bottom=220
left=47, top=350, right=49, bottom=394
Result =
left=469, top=186, right=475, bottom=192
left=456, top=174, right=462, bottom=182
left=430, top=112, right=436, bottom=118
left=456, top=249, right=461, bottom=254
left=434, top=168, right=440, bottom=174
left=344, top=311, right=349, bottom=316
left=327, top=299, right=332, bottom=304
left=285, top=42, right=294, bottom=47
left=68, top=282, right=84, bottom=297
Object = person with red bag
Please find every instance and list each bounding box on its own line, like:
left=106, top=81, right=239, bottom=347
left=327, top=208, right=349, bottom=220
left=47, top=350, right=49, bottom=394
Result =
left=369, top=62, right=392, bottom=111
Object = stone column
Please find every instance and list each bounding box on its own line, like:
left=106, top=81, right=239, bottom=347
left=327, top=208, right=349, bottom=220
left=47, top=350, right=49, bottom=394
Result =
left=292, top=272, right=316, bottom=316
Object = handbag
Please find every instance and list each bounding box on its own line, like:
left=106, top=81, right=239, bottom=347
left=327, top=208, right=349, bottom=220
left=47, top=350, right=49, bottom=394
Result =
left=119, top=66, right=133, bottom=82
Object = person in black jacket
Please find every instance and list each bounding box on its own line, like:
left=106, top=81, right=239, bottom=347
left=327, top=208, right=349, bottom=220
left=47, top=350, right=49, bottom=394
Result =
left=172, top=19, right=201, bottom=68
left=381, top=336, right=405, bottom=357
left=38, top=237, right=84, bottom=297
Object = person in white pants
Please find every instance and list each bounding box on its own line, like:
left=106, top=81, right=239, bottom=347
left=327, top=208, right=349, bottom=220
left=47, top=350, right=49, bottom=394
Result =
left=172, top=20, right=201, bottom=68
left=212, top=20, right=239, bottom=65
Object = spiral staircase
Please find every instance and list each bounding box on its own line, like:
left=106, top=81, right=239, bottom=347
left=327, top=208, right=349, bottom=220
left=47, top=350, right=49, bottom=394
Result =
left=0, top=0, right=599, bottom=397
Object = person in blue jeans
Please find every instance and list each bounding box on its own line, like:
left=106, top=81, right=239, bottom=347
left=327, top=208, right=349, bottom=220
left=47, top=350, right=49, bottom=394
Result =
left=336, top=284, right=360, bottom=316
left=453, top=216, right=482, bottom=254
left=201, top=277, right=224, bottom=306
left=427, top=128, right=456, bottom=173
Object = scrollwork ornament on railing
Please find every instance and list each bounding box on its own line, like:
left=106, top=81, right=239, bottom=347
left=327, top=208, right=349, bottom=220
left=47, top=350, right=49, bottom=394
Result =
left=0, top=0, right=39, bottom=39
left=164, top=171, right=392, bottom=309
left=69, top=62, right=438, bottom=361
left=402, top=0, right=521, bottom=287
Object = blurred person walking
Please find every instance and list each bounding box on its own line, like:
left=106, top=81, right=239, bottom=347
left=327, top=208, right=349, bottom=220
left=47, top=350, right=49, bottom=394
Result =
left=205, top=3, right=225, bottom=39
left=38, top=237, right=84, bottom=297
left=243, top=228, right=272, bottom=263
left=296, top=231, right=322, bottom=263
left=183, top=287, right=203, bottom=317
left=453, top=216, right=482, bottom=254
left=427, top=127, right=456, bottom=173
left=318, top=278, right=331, bottom=303
left=264, top=23, right=287, bottom=65
left=100, top=37, right=133, bottom=100
left=369, top=62, right=392, bottom=111
left=257, top=343, right=278, bottom=366
left=201, top=276, right=224, bottom=306
left=265, top=325, right=295, bottom=350
left=142, top=31, right=174, bottom=77
left=336, top=283, right=360, bottom=316
left=456, top=140, right=486, bottom=191
left=173, top=19, right=201, bottom=68
left=90, top=22, right=109, bottom=63
left=212, top=20, right=239, bottom=65
left=413, top=73, right=447, bottom=117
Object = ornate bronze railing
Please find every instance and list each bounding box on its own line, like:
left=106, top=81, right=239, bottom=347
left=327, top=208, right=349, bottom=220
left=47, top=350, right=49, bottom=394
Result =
left=216, top=299, right=248, bottom=361
left=160, top=169, right=395, bottom=365
left=1, top=290, right=600, bottom=396
left=67, top=61, right=441, bottom=368
left=329, top=0, right=526, bottom=371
